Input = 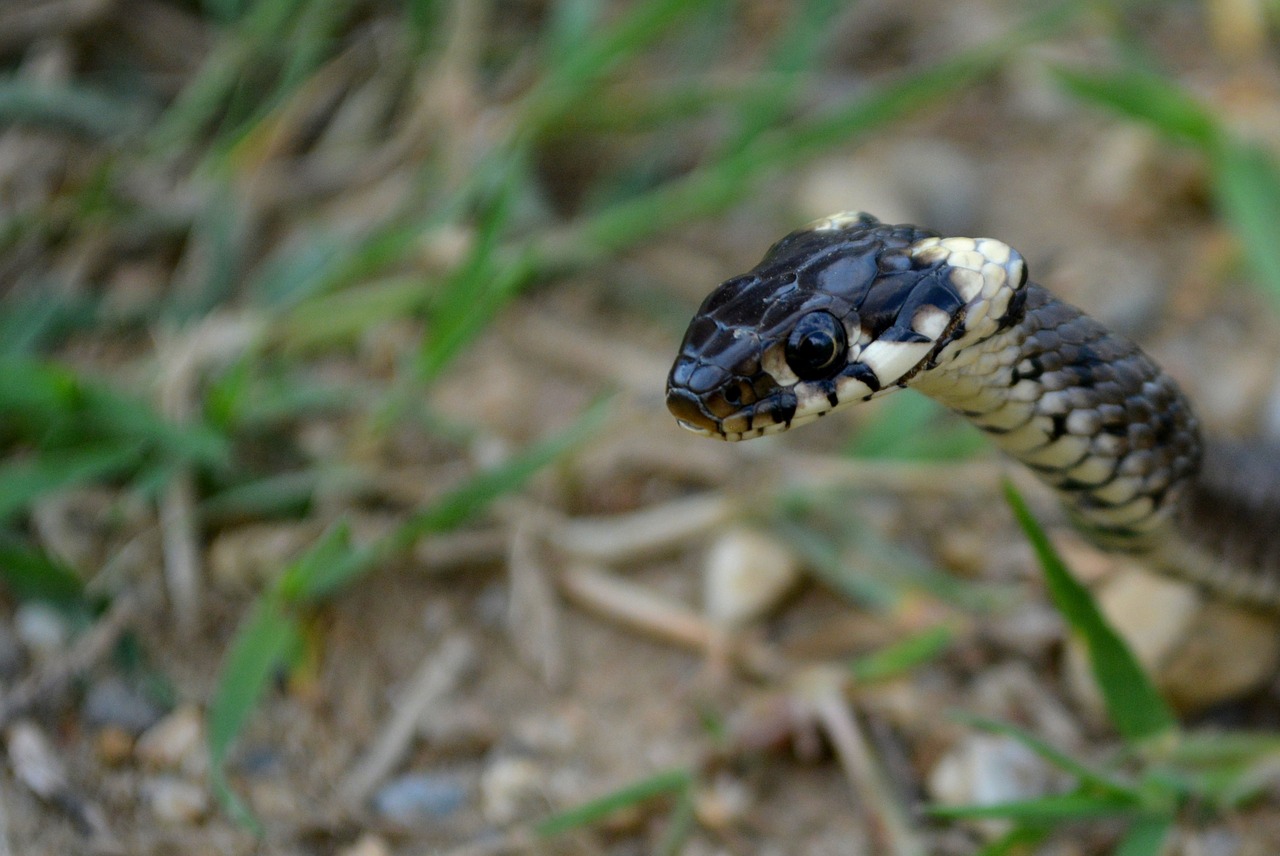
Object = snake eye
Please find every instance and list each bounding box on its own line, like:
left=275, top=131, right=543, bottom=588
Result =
left=785, top=312, right=847, bottom=380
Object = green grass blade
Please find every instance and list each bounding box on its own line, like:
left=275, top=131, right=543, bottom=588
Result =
left=655, top=783, right=697, bottom=856
left=0, top=357, right=229, bottom=469
left=1050, top=66, right=1219, bottom=146
left=954, top=714, right=1138, bottom=799
left=0, top=78, right=143, bottom=139
left=380, top=395, right=614, bottom=557
left=568, top=45, right=1008, bottom=258
left=0, top=536, right=86, bottom=607
left=1209, top=140, right=1280, bottom=304
left=287, top=395, right=613, bottom=601
left=1115, top=814, right=1173, bottom=856
left=1002, top=481, right=1176, bottom=745
left=207, top=593, right=302, bottom=829
left=719, top=0, right=846, bottom=154
left=277, top=520, right=373, bottom=603
left=929, top=792, right=1142, bottom=823
left=535, top=767, right=693, bottom=838
left=0, top=444, right=142, bottom=525
left=974, top=826, right=1050, bottom=856
left=523, top=0, right=715, bottom=130
left=848, top=626, right=953, bottom=684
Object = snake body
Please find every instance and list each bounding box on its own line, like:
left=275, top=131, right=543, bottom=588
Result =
left=666, top=213, right=1280, bottom=606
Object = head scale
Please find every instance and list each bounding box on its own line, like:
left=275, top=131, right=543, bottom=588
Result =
left=666, top=212, right=1029, bottom=440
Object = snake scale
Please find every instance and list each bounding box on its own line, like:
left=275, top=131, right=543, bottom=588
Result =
left=666, top=212, right=1280, bottom=607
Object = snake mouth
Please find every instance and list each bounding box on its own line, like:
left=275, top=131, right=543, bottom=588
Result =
left=667, top=383, right=828, bottom=441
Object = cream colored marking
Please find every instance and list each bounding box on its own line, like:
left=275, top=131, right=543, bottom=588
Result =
left=1036, top=390, right=1072, bottom=416
left=911, top=305, right=950, bottom=340
left=761, top=344, right=799, bottom=386
left=834, top=374, right=874, bottom=402
left=964, top=296, right=990, bottom=328
left=992, top=415, right=1057, bottom=454
left=806, top=211, right=869, bottom=232
left=945, top=250, right=987, bottom=271
left=1094, top=476, right=1140, bottom=505
left=979, top=262, right=1007, bottom=297
left=938, top=236, right=977, bottom=253
left=1064, top=454, right=1114, bottom=485
left=1008, top=380, right=1044, bottom=403
left=1022, top=435, right=1092, bottom=468
left=858, top=340, right=933, bottom=386
left=1091, top=433, right=1124, bottom=458
left=971, top=401, right=1036, bottom=431
left=949, top=267, right=984, bottom=301
left=1065, top=409, right=1101, bottom=436
left=1079, top=497, right=1156, bottom=528
left=976, top=239, right=1011, bottom=264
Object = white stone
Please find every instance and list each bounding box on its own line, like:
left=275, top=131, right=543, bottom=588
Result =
left=704, top=528, right=801, bottom=627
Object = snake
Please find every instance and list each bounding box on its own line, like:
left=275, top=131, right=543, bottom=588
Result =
left=666, top=212, right=1280, bottom=607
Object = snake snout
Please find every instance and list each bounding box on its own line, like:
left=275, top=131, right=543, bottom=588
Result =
left=665, top=386, right=719, bottom=435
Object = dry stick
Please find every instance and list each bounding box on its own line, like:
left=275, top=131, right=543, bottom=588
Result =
left=339, top=635, right=477, bottom=807
left=807, top=674, right=924, bottom=856
left=159, top=471, right=201, bottom=634
left=507, top=523, right=568, bottom=689
left=543, top=493, right=735, bottom=563
left=559, top=564, right=711, bottom=651
left=558, top=564, right=789, bottom=680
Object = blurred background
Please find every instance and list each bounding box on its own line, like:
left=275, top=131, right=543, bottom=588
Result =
left=5, top=0, right=1280, bottom=853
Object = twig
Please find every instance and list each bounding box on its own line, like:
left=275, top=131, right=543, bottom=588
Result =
left=557, top=564, right=788, bottom=680
left=804, top=670, right=924, bottom=856
left=339, top=635, right=476, bottom=807
left=558, top=564, right=711, bottom=651
left=159, top=471, right=200, bottom=634
left=543, top=494, right=735, bottom=563
left=507, top=523, right=567, bottom=689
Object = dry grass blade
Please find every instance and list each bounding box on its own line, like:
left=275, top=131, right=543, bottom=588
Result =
left=339, top=635, right=477, bottom=808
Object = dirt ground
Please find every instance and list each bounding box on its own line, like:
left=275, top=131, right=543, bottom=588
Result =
left=8, top=1, right=1280, bottom=854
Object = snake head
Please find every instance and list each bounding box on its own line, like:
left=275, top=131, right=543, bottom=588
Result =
left=666, top=212, right=1029, bottom=440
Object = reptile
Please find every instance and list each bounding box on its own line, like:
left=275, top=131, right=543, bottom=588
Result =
left=666, top=212, right=1280, bottom=606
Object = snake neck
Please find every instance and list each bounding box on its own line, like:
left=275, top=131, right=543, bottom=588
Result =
left=911, top=284, right=1203, bottom=552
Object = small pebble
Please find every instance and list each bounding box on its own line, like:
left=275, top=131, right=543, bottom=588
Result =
left=371, top=772, right=469, bottom=824
left=928, top=734, right=1059, bottom=839
left=1063, top=566, right=1280, bottom=713
left=95, top=726, right=134, bottom=766
left=1160, top=602, right=1280, bottom=711
left=135, top=705, right=206, bottom=775
left=144, top=775, right=209, bottom=825
left=84, top=677, right=165, bottom=734
left=693, top=773, right=751, bottom=831
left=481, top=756, right=544, bottom=825
left=338, top=834, right=392, bottom=856
left=704, top=527, right=800, bottom=627
left=15, top=602, right=70, bottom=658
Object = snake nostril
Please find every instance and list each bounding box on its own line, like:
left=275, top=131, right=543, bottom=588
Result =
left=722, top=385, right=742, bottom=407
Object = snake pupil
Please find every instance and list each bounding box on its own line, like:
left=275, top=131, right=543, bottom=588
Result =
left=785, top=312, right=847, bottom=380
